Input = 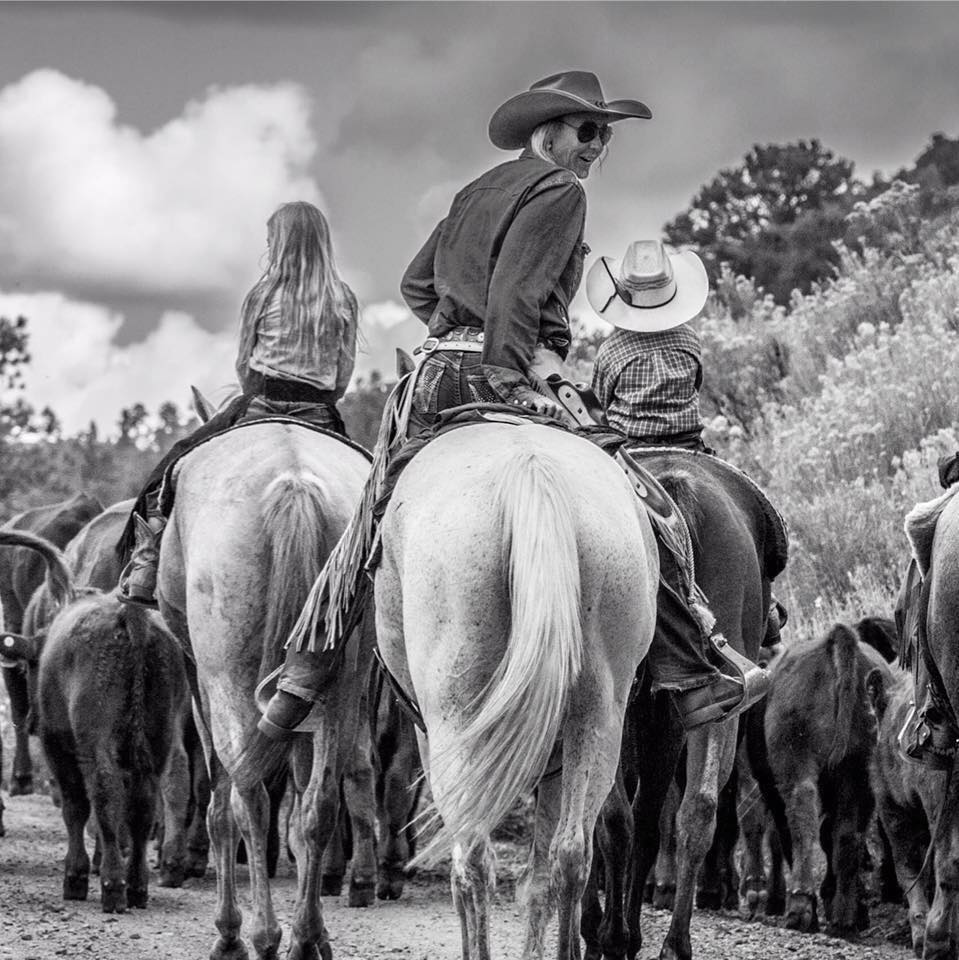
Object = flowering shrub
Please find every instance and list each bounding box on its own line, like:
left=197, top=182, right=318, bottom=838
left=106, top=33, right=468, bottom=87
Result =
left=705, top=187, right=959, bottom=617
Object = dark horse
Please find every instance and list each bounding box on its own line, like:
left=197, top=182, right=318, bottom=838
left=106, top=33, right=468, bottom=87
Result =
left=584, top=448, right=787, bottom=960
left=906, top=487, right=959, bottom=957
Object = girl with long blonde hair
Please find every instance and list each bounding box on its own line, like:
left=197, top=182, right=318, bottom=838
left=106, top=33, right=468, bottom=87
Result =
left=118, top=200, right=359, bottom=607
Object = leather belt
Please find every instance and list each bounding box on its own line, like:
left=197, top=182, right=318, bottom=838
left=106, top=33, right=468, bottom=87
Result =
left=261, top=377, right=336, bottom=404
left=417, top=338, right=484, bottom=354
left=415, top=332, right=485, bottom=356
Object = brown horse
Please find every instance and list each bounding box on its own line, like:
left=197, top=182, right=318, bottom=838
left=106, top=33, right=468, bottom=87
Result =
left=599, top=448, right=786, bottom=960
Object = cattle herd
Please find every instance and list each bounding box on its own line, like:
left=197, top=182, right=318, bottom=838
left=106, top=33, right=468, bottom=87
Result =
left=0, top=490, right=953, bottom=959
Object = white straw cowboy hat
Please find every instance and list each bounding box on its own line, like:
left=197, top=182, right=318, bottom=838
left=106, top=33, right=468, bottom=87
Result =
left=488, top=70, right=651, bottom=150
left=586, top=240, right=709, bottom=332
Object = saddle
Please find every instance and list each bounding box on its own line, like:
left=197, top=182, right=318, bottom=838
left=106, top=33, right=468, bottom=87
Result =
left=160, top=417, right=371, bottom=514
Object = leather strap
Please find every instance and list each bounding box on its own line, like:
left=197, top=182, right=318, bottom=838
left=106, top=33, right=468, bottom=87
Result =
left=416, top=338, right=484, bottom=355
left=1, top=631, right=38, bottom=664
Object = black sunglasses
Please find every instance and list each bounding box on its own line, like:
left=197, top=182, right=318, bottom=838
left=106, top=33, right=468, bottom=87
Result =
left=562, top=119, right=613, bottom=145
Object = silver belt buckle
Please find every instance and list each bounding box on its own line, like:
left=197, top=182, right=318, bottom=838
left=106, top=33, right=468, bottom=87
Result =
left=414, top=336, right=440, bottom=356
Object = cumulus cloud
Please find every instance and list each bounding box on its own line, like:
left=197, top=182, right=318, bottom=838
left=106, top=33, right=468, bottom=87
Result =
left=0, top=289, right=236, bottom=435
left=0, top=69, right=322, bottom=299
left=0, top=287, right=432, bottom=435
left=354, top=300, right=424, bottom=380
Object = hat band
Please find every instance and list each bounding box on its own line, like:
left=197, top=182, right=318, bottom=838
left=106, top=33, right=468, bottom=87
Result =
left=599, top=258, right=678, bottom=313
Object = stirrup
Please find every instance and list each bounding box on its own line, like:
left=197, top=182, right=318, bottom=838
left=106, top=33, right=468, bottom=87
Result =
left=117, top=590, right=159, bottom=611
left=708, top=633, right=770, bottom=712
left=898, top=705, right=958, bottom=770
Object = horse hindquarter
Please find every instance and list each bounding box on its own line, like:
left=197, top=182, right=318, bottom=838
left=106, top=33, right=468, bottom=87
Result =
left=375, top=425, right=658, bottom=960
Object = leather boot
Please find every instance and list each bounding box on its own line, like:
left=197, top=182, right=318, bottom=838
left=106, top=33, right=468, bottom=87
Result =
left=672, top=633, right=771, bottom=730
left=256, top=640, right=347, bottom=741
left=119, top=514, right=166, bottom=609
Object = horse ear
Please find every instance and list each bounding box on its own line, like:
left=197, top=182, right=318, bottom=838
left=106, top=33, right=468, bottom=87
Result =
left=865, top=667, right=888, bottom=719
left=191, top=385, right=216, bottom=424
left=395, top=349, right=416, bottom=379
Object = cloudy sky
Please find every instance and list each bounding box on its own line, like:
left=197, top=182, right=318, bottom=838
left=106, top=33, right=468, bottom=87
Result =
left=1, top=1, right=957, bottom=433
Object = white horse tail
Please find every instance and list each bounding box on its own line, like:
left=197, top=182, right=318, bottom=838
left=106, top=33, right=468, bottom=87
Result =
left=259, top=470, right=332, bottom=675
left=416, top=447, right=583, bottom=865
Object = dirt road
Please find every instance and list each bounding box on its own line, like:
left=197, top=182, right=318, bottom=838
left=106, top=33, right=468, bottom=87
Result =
left=1, top=791, right=913, bottom=960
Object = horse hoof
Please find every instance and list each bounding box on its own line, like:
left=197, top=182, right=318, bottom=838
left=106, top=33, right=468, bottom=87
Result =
left=765, top=894, right=785, bottom=916
left=285, top=941, right=331, bottom=960
left=376, top=879, right=404, bottom=901
left=651, top=882, right=675, bottom=911
left=159, top=863, right=187, bottom=888
left=658, top=941, right=689, bottom=960
left=126, top=885, right=148, bottom=909
left=101, top=889, right=127, bottom=914
left=320, top=874, right=343, bottom=897
left=785, top=892, right=818, bottom=932
left=210, top=936, right=250, bottom=960
left=63, top=874, right=89, bottom=901
left=9, top=776, right=33, bottom=797
left=695, top=886, right=722, bottom=911
left=348, top=879, right=376, bottom=908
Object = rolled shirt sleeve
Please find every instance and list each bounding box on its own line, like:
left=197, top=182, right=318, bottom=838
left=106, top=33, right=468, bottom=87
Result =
left=400, top=219, right=444, bottom=324
left=334, top=291, right=359, bottom=399
left=482, top=175, right=586, bottom=396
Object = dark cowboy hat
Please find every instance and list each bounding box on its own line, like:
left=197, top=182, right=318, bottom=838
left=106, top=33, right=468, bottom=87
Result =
left=488, top=70, right=651, bottom=150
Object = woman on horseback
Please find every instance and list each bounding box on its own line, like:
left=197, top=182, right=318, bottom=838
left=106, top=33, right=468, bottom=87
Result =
left=118, top=200, right=358, bottom=607
left=258, top=71, right=763, bottom=738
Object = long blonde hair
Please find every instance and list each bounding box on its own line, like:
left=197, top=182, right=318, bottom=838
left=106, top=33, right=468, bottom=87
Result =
left=237, top=201, right=357, bottom=379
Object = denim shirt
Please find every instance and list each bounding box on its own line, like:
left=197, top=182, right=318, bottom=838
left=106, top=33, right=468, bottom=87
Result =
left=242, top=287, right=358, bottom=400
left=401, top=152, right=587, bottom=396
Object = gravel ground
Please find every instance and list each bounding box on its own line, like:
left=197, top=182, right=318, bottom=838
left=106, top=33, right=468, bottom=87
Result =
left=1, top=791, right=916, bottom=960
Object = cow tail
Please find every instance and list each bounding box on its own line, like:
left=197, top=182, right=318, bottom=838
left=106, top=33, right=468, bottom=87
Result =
left=826, top=623, right=862, bottom=769
left=119, top=603, right=155, bottom=774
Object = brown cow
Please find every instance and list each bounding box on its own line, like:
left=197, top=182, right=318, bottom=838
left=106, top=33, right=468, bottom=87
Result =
left=765, top=622, right=894, bottom=934
left=0, top=492, right=102, bottom=795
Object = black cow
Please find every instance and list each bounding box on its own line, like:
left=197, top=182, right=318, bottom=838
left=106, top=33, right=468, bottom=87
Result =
left=0, top=492, right=102, bottom=795
left=38, top=593, right=189, bottom=912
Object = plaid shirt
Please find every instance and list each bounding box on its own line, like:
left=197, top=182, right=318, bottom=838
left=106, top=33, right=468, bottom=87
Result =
left=591, top=324, right=704, bottom=442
